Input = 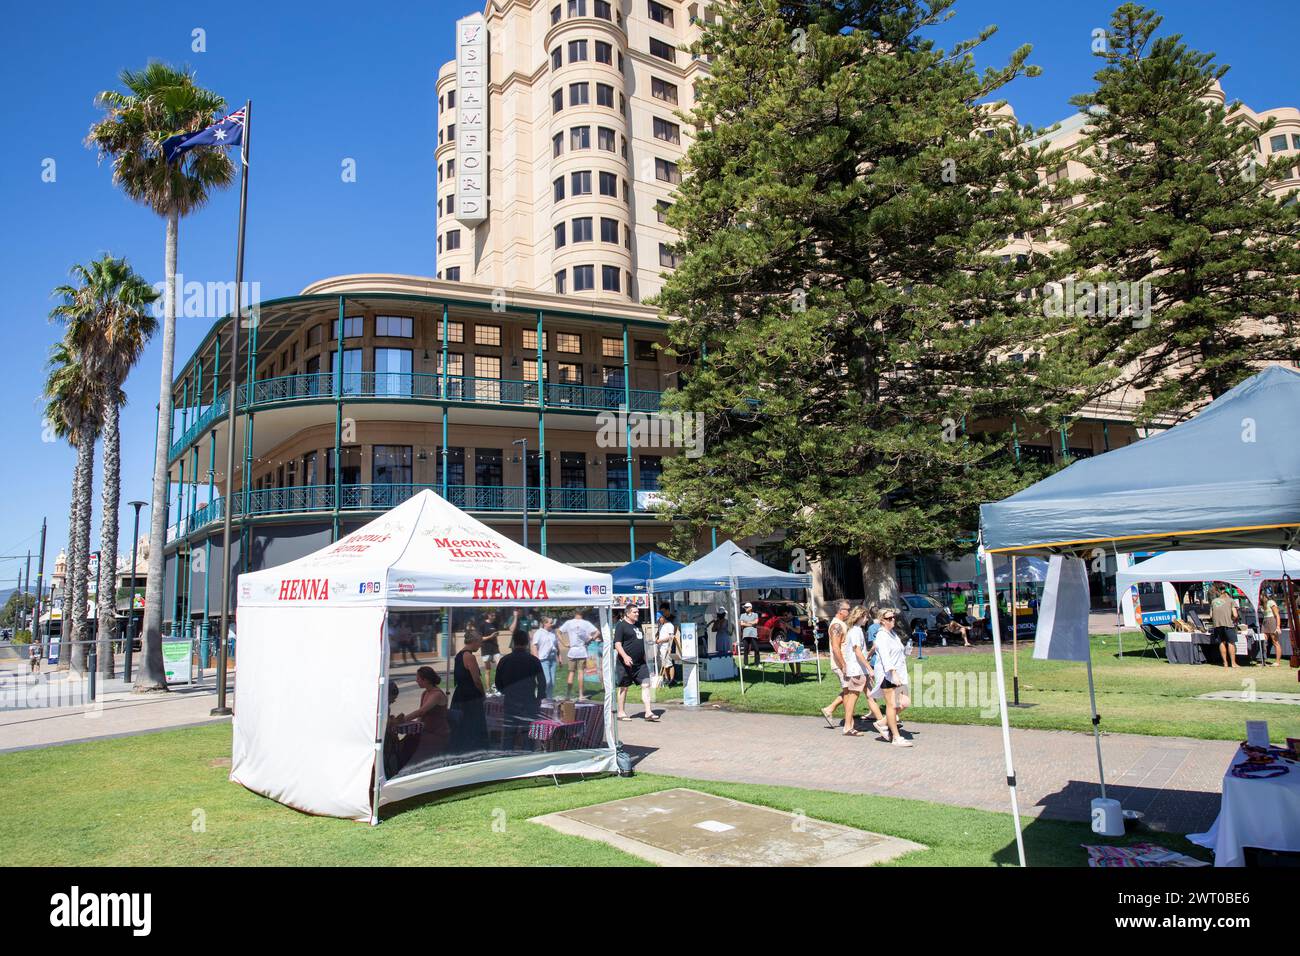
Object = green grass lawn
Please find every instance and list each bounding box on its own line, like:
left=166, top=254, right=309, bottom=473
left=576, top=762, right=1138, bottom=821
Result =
left=576, top=634, right=1300, bottom=742
left=0, top=723, right=1208, bottom=867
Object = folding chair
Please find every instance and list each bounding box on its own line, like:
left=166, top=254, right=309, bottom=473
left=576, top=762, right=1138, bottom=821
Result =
left=1140, top=623, right=1167, bottom=660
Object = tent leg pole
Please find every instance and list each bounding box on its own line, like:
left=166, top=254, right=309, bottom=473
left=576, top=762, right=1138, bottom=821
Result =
left=1086, top=654, right=1107, bottom=801
left=985, top=556, right=1026, bottom=866
left=808, top=586, right=821, bottom=682
left=731, top=582, right=745, bottom=694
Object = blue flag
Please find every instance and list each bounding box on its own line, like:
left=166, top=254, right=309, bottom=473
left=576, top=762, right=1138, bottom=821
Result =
left=163, top=108, right=245, bottom=164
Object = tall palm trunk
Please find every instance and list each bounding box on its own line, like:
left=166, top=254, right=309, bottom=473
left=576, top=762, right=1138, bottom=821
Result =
left=62, top=464, right=82, bottom=667
left=69, top=422, right=96, bottom=672
left=97, top=399, right=121, bottom=681
left=138, top=208, right=179, bottom=691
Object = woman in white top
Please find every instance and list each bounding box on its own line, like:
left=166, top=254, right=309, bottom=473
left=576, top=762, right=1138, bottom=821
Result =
left=870, top=607, right=911, bottom=747
left=559, top=610, right=598, bottom=700
left=1260, top=590, right=1283, bottom=666
left=530, top=617, right=559, bottom=698
left=655, top=612, right=681, bottom=687
left=834, top=607, right=874, bottom=736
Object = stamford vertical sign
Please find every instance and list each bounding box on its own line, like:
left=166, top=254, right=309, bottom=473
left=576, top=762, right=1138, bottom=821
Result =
left=456, top=12, right=488, bottom=226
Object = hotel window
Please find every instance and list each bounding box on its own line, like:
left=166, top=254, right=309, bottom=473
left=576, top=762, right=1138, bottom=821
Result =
left=1293, top=134, right=1300, bottom=150
left=436, top=352, right=464, bottom=376
left=446, top=158, right=455, bottom=177
left=446, top=124, right=456, bottom=141
left=373, top=348, right=413, bottom=397
left=552, top=89, right=564, bottom=114
left=600, top=217, right=619, bottom=242
left=437, top=163, right=443, bottom=183
left=556, top=362, right=582, bottom=384
left=574, top=265, right=595, bottom=291
left=551, top=47, right=563, bottom=70
left=620, top=93, right=626, bottom=115
left=660, top=243, right=681, bottom=268
left=568, top=39, right=588, bottom=62
left=596, top=83, right=614, bottom=108
left=446, top=193, right=455, bottom=212
left=326, top=446, right=362, bottom=487
left=606, top=454, right=629, bottom=495
left=624, top=225, right=632, bottom=249
left=447, top=90, right=456, bottom=108
left=437, top=319, right=464, bottom=343
left=656, top=158, right=682, bottom=184
left=474, top=448, right=504, bottom=488
left=602, top=336, right=623, bottom=358
left=569, top=82, right=589, bottom=107
left=1271, top=134, right=1288, bottom=153
left=307, top=324, right=323, bottom=348
left=475, top=324, right=503, bottom=347
left=567, top=0, right=586, bottom=15
left=635, top=339, right=657, bottom=361
left=595, top=0, right=611, bottom=19
left=375, top=315, right=413, bottom=337
left=648, top=0, right=674, bottom=26
left=554, top=222, right=567, bottom=248
left=522, top=360, right=550, bottom=382
left=446, top=229, right=461, bottom=251
left=595, top=40, right=612, bottom=64
left=649, top=37, right=676, bottom=63
left=571, top=170, right=592, bottom=195
left=655, top=200, right=672, bottom=223
left=331, top=315, right=364, bottom=339
left=474, top=360, right=502, bottom=403
left=639, top=455, right=663, bottom=491
left=556, top=332, right=582, bottom=353
left=599, top=170, right=617, bottom=196
left=621, top=135, right=628, bottom=158
left=340, top=348, right=363, bottom=395
left=436, top=446, right=465, bottom=489
left=570, top=125, right=591, bottom=149
left=572, top=216, right=594, bottom=242
left=651, top=77, right=678, bottom=104
left=445, top=266, right=461, bottom=281
left=553, top=176, right=565, bottom=202
left=623, top=178, right=630, bottom=203
left=522, top=329, right=550, bottom=351
left=551, top=4, right=561, bottom=25
left=555, top=270, right=567, bottom=294
left=553, top=131, right=564, bottom=157
left=618, top=52, right=624, bottom=72
left=598, top=126, right=616, bottom=151
left=602, top=265, right=621, bottom=292
left=653, top=117, right=680, bottom=144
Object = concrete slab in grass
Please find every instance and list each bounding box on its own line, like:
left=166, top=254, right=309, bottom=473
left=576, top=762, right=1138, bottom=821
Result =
left=531, top=787, right=925, bottom=867
left=1196, top=691, right=1300, bottom=706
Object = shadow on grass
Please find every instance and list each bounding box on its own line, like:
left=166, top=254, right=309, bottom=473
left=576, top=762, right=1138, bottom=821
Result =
left=993, top=811, right=1213, bottom=867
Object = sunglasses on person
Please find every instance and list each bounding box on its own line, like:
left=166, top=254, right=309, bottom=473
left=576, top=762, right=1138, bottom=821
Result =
left=882, top=614, right=896, bottom=621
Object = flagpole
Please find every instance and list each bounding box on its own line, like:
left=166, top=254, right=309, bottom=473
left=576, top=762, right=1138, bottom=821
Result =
left=213, top=100, right=250, bottom=717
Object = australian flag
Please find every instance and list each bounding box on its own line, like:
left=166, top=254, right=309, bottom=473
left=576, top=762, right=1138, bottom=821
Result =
left=162, top=108, right=245, bottom=163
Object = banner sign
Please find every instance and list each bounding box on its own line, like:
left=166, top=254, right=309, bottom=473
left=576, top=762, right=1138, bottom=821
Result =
left=680, top=623, right=699, bottom=707
left=162, top=640, right=192, bottom=685
left=455, top=12, right=488, bottom=226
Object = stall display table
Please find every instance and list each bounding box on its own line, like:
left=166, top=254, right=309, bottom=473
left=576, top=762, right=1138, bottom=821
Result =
left=541, top=698, right=605, bottom=748
left=483, top=696, right=604, bottom=750
left=1188, top=746, right=1300, bottom=867
left=1165, top=629, right=1291, bottom=664
left=757, top=653, right=823, bottom=686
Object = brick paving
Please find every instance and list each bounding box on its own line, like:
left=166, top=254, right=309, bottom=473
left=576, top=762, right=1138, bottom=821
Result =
left=617, top=704, right=1235, bottom=834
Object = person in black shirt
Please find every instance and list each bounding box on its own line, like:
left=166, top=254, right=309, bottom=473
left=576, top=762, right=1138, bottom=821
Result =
left=614, top=605, right=656, bottom=721
left=496, top=629, right=547, bottom=748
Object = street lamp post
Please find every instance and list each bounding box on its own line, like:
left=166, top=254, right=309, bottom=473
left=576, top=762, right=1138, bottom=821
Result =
left=513, top=438, right=529, bottom=551
left=123, top=501, right=147, bottom=684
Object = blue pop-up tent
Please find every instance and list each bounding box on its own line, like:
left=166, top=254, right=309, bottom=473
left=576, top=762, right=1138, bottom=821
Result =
left=653, top=540, right=815, bottom=691
left=977, top=365, right=1300, bottom=865
left=610, top=551, right=685, bottom=596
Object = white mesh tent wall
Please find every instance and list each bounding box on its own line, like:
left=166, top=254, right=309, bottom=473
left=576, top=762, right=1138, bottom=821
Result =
left=230, top=490, right=616, bottom=823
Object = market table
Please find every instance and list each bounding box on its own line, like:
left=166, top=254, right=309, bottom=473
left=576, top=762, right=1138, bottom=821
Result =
left=1188, top=746, right=1300, bottom=866
left=1165, top=628, right=1291, bottom=664
left=484, top=696, right=604, bottom=748
left=757, top=653, right=823, bottom=686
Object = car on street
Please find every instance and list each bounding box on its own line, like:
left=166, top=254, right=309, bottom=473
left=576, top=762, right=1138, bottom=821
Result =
left=899, top=593, right=946, bottom=632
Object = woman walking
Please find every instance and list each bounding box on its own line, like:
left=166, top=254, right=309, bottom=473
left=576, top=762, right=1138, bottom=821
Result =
left=1260, top=589, right=1283, bottom=666
left=833, top=606, right=873, bottom=736
left=820, top=601, right=851, bottom=727
left=870, top=608, right=912, bottom=747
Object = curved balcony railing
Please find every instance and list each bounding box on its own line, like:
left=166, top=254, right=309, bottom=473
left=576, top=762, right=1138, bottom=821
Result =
left=171, top=482, right=660, bottom=539
left=167, top=395, right=228, bottom=464
left=235, top=372, right=662, bottom=414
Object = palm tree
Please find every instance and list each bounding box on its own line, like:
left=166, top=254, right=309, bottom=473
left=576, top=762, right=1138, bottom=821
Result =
left=52, top=256, right=159, bottom=682
left=44, top=338, right=102, bottom=672
left=87, top=62, right=234, bottom=690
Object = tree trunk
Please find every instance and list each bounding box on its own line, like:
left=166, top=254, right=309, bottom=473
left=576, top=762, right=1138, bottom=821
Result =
left=98, top=398, right=121, bottom=683
left=138, top=207, right=179, bottom=692
left=859, top=547, right=903, bottom=612
left=69, top=422, right=96, bottom=672
left=61, top=460, right=82, bottom=668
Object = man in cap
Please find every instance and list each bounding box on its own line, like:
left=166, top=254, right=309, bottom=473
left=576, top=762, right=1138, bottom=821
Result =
left=738, top=602, right=761, bottom=667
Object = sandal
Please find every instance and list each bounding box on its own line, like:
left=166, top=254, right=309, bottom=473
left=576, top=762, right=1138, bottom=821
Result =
left=644, top=714, right=661, bottom=722
left=820, top=708, right=836, bottom=729
left=618, top=714, right=634, bottom=721
left=842, top=729, right=862, bottom=737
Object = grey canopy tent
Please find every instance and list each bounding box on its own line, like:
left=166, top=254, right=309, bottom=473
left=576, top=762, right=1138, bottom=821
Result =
left=651, top=540, right=815, bottom=691
left=978, top=365, right=1300, bottom=865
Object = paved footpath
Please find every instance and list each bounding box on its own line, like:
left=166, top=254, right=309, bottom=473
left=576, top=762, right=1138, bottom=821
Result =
left=618, top=705, right=1234, bottom=834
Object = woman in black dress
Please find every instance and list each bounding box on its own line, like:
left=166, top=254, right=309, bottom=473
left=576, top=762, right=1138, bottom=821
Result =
left=450, top=631, right=489, bottom=752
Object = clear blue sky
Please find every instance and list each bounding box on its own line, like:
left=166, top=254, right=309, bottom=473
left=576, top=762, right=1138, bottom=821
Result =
left=1, top=0, right=1296, bottom=588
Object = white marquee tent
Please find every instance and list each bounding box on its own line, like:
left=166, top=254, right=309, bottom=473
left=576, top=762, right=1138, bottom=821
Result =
left=230, top=489, right=617, bottom=823
left=1115, top=549, right=1300, bottom=611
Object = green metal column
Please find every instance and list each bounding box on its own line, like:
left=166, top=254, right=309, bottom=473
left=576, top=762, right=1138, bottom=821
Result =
left=440, top=304, right=449, bottom=499
left=332, top=296, right=344, bottom=541
left=1102, top=420, right=1111, bottom=453
left=536, top=309, right=547, bottom=556
left=1012, top=418, right=1021, bottom=463
left=203, top=430, right=215, bottom=666
left=623, top=322, right=634, bottom=559
left=1059, top=422, right=1068, bottom=461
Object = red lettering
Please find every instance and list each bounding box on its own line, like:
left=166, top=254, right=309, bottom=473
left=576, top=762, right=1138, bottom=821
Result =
left=519, top=580, right=534, bottom=600
left=490, top=580, right=504, bottom=601
left=279, top=581, right=290, bottom=600
left=536, top=580, right=549, bottom=600
left=472, top=579, right=489, bottom=600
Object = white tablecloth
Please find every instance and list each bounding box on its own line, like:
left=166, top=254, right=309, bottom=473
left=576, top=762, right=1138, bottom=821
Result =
left=1188, top=749, right=1300, bottom=866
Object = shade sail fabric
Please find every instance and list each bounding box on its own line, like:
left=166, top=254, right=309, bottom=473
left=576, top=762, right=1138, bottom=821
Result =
left=237, top=489, right=614, bottom=608
left=1115, top=548, right=1300, bottom=611
left=610, top=551, right=686, bottom=594
left=1032, top=556, right=1092, bottom=661
left=652, top=540, right=812, bottom=592
left=980, top=366, right=1300, bottom=555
